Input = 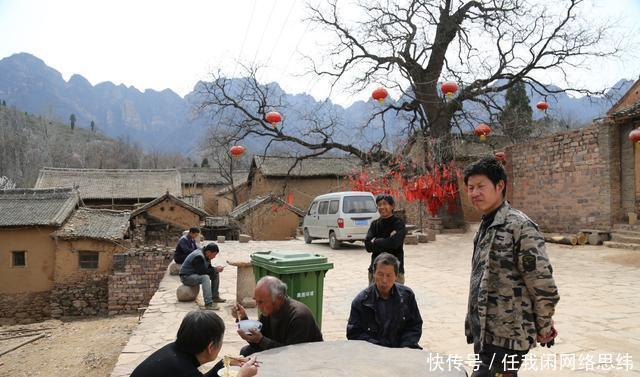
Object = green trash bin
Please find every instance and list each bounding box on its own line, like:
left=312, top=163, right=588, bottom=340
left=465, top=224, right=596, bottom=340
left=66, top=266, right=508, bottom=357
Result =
left=250, top=251, right=333, bottom=329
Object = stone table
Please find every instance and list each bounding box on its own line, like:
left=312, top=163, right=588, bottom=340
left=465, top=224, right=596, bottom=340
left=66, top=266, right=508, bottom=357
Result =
left=227, top=258, right=256, bottom=308
left=254, top=340, right=466, bottom=377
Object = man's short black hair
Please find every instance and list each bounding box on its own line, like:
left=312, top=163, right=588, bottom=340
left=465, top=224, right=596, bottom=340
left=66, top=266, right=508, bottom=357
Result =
left=202, top=243, right=219, bottom=254
left=375, top=194, right=395, bottom=206
left=463, top=157, right=508, bottom=197
left=189, top=227, right=200, bottom=234
left=373, top=252, right=400, bottom=275
left=175, top=310, right=225, bottom=354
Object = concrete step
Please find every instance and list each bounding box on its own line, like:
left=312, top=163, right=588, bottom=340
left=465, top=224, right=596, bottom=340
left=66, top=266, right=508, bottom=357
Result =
left=609, top=229, right=640, bottom=238
left=603, top=241, right=640, bottom=251
left=610, top=234, right=640, bottom=245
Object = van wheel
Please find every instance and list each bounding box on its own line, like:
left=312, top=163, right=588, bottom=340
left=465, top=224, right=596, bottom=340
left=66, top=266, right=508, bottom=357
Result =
left=329, top=231, right=341, bottom=249
left=304, top=228, right=312, bottom=244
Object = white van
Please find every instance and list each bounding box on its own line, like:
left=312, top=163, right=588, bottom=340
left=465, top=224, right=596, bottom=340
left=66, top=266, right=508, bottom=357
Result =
left=303, top=191, right=380, bottom=249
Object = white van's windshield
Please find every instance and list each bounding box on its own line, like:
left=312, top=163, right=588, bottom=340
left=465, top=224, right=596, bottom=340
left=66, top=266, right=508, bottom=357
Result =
left=342, top=196, right=377, bottom=214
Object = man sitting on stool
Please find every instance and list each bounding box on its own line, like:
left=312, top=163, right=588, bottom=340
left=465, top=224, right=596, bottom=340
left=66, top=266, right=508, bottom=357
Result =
left=179, top=243, right=226, bottom=309
left=232, top=276, right=323, bottom=356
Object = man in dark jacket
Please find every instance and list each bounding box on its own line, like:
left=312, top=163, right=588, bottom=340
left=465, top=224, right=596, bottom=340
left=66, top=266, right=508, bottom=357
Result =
left=180, top=243, right=226, bottom=309
left=174, top=227, right=200, bottom=264
left=232, top=276, right=323, bottom=356
left=130, top=310, right=258, bottom=377
left=365, top=194, right=407, bottom=284
left=347, top=253, right=422, bottom=348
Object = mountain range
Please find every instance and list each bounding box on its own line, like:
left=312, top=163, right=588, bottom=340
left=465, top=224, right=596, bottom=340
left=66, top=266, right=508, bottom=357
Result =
left=0, top=52, right=634, bottom=155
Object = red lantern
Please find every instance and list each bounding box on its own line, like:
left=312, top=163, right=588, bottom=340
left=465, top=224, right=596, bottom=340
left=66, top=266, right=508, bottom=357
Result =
left=536, top=101, right=549, bottom=111
left=265, top=111, right=282, bottom=127
left=229, top=145, right=245, bottom=157
left=495, top=151, right=506, bottom=163
left=441, top=81, right=459, bottom=98
left=372, top=87, right=388, bottom=104
left=629, top=129, right=640, bottom=146
left=474, top=123, right=492, bottom=141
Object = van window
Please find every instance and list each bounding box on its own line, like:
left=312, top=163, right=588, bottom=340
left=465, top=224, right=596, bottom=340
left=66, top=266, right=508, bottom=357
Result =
left=308, top=201, right=318, bottom=215
left=318, top=201, right=329, bottom=215
left=328, top=200, right=339, bottom=214
left=342, top=196, right=377, bottom=214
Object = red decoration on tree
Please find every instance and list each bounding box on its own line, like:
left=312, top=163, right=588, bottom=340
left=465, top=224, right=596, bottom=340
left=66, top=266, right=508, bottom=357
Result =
left=371, top=87, right=388, bottom=104
left=265, top=111, right=282, bottom=127
left=229, top=145, right=245, bottom=157
left=536, top=101, right=549, bottom=111
left=474, top=123, right=492, bottom=141
left=441, top=81, right=459, bottom=98
left=629, top=129, right=640, bottom=148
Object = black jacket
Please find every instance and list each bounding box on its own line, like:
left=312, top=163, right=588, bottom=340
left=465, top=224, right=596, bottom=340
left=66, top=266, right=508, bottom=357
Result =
left=346, top=283, right=422, bottom=348
left=130, top=342, right=221, bottom=377
left=364, top=215, right=407, bottom=273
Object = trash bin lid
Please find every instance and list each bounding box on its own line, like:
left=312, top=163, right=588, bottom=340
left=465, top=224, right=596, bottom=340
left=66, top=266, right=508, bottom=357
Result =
left=250, top=251, right=333, bottom=273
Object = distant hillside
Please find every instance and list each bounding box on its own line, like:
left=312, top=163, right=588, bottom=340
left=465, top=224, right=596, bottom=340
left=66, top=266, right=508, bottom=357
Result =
left=0, top=103, right=192, bottom=187
left=0, top=52, right=635, bottom=155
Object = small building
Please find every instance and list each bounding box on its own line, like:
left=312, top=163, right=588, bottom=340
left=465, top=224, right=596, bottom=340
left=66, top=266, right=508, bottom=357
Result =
left=35, top=167, right=182, bottom=210
left=248, top=156, right=361, bottom=211
left=229, top=195, right=305, bottom=240
left=180, top=168, right=249, bottom=215
left=130, top=192, right=208, bottom=246
left=50, top=208, right=131, bottom=317
left=0, top=188, right=79, bottom=322
left=214, top=179, right=251, bottom=215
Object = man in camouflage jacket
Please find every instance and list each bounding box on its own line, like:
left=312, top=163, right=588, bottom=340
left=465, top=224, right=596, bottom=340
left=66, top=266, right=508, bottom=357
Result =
left=464, top=157, right=560, bottom=377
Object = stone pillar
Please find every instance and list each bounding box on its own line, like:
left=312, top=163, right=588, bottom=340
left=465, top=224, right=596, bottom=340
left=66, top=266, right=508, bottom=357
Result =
left=227, top=259, right=256, bottom=308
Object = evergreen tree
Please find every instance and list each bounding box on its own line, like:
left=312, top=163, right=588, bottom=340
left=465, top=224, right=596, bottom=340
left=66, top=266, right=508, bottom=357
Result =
left=201, top=157, right=209, bottom=168
left=498, top=81, right=533, bottom=142
left=70, top=114, right=76, bottom=131
left=90, top=120, right=95, bottom=133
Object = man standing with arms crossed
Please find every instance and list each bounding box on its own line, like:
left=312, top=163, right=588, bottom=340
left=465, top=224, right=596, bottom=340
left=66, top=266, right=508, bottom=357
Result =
left=464, top=157, right=560, bottom=377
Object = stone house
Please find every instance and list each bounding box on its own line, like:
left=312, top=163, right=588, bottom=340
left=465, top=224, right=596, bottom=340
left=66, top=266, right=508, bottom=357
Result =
left=0, top=188, right=79, bottom=322
left=214, top=179, right=251, bottom=215
left=229, top=195, right=305, bottom=240
left=248, top=156, right=361, bottom=212
left=180, top=168, right=249, bottom=215
left=35, top=167, right=183, bottom=210
left=130, top=192, right=208, bottom=246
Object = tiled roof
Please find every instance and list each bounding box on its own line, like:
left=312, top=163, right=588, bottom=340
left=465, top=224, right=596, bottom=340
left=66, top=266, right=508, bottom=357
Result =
left=130, top=192, right=209, bottom=218
left=229, top=195, right=305, bottom=219
left=34, top=168, right=181, bottom=200
left=0, top=188, right=78, bottom=227
left=179, top=168, right=249, bottom=185
left=253, top=156, right=363, bottom=177
left=611, top=102, right=640, bottom=122
left=54, top=208, right=130, bottom=241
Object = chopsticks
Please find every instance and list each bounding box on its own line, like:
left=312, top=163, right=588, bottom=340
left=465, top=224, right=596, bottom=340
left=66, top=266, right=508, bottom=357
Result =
left=224, top=355, right=263, bottom=366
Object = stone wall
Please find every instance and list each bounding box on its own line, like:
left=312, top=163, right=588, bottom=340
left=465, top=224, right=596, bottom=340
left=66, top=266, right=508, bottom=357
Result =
left=0, top=291, right=50, bottom=325
left=50, top=275, right=109, bottom=318
left=505, top=122, right=620, bottom=233
left=107, top=246, right=173, bottom=315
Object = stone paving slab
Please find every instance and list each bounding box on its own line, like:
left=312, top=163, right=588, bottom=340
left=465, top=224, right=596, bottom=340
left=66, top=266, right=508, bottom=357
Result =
left=111, top=231, right=640, bottom=376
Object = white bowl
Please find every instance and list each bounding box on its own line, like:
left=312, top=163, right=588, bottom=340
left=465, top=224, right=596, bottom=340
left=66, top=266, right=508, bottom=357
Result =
left=237, top=319, right=262, bottom=335
left=217, top=365, right=240, bottom=377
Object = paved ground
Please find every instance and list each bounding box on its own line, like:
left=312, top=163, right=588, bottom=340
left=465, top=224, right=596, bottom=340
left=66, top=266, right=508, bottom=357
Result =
left=111, top=229, right=640, bottom=376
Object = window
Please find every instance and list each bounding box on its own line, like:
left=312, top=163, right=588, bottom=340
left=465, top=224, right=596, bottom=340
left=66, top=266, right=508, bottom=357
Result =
left=318, top=201, right=329, bottom=215
left=328, top=200, right=339, bottom=214
left=308, top=201, right=318, bottom=215
left=11, top=251, right=26, bottom=267
left=79, top=251, right=99, bottom=269
left=343, top=196, right=378, bottom=214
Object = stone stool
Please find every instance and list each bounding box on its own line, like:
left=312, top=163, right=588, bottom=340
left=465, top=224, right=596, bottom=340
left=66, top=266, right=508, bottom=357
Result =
left=176, top=284, right=200, bottom=302
left=404, top=234, right=419, bottom=245
left=217, top=235, right=226, bottom=243
left=168, top=261, right=181, bottom=275
left=227, top=258, right=256, bottom=308
left=239, top=234, right=251, bottom=243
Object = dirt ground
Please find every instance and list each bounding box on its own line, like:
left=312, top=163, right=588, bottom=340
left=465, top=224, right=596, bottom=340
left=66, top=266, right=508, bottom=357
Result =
left=0, top=315, right=138, bottom=377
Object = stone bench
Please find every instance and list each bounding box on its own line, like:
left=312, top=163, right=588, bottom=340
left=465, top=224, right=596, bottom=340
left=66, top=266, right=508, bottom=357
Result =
left=176, top=284, right=200, bottom=302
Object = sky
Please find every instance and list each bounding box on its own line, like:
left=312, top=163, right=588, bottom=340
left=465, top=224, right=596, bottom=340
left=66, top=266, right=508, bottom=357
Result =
left=0, top=0, right=639, bottom=107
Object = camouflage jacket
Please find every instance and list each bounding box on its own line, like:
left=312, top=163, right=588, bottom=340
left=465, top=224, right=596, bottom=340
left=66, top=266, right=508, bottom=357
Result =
left=465, top=202, right=560, bottom=351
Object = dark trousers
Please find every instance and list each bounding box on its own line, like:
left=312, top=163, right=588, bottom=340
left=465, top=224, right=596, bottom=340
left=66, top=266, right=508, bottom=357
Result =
left=240, top=343, right=261, bottom=357
left=471, top=342, right=528, bottom=377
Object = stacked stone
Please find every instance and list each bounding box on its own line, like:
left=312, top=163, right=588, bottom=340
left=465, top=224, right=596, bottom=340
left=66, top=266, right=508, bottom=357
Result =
left=0, top=292, right=50, bottom=325
left=50, top=276, right=109, bottom=318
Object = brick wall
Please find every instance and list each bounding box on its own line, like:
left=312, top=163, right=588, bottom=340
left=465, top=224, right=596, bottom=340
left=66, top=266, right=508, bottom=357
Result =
left=505, top=122, right=619, bottom=233
left=50, top=276, right=109, bottom=317
left=107, top=246, right=173, bottom=315
left=0, top=291, right=50, bottom=325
